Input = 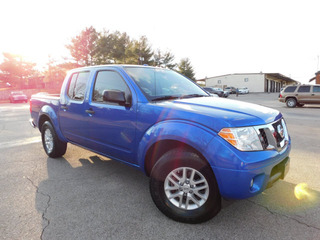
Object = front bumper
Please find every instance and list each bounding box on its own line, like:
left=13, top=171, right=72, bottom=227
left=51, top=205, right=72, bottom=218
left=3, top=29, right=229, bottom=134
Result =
left=206, top=129, right=291, bottom=199
left=211, top=155, right=290, bottom=199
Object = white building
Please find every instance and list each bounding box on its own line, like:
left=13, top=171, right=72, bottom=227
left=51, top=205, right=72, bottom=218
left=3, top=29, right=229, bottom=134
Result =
left=202, top=73, right=299, bottom=92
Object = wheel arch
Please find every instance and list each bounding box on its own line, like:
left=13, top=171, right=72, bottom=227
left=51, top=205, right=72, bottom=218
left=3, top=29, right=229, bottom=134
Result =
left=144, top=139, right=209, bottom=177
left=38, top=105, right=68, bottom=142
left=285, top=96, right=297, bottom=102
left=137, top=120, right=216, bottom=176
left=38, top=114, right=51, bottom=132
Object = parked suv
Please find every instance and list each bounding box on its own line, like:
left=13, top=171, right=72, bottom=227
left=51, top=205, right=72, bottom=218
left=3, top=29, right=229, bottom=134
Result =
left=279, top=84, right=320, bottom=107
left=225, top=86, right=237, bottom=94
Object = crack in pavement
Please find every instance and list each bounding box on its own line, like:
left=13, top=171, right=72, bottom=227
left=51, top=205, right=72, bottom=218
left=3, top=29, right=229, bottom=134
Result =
left=26, top=177, right=51, bottom=240
left=246, top=199, right=320, bottom=231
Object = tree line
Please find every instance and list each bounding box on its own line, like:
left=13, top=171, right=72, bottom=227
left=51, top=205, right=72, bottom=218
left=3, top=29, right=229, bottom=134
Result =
left=0, top=27, right=196, bottom=89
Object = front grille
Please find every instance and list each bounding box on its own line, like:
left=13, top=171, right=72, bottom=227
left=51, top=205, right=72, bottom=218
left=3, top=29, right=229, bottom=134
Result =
left=255, top=118, right=289, bottom=152
left=259, top=129, right=268, bottom=149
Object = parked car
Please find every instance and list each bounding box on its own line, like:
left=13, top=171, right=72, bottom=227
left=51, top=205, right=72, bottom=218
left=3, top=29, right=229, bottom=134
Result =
left=30, top=65, right=291, bottom=223
left=238, top=87, right=249, bottom=94
left=209, top=93, right=219, bottom=98
left=213, top=88, right=229, bottom=98
left=9, top=91, right=28, bottom=103
left=203, top=87, right=224, bottom=97
left=225, top=87, right=237, bottom=94
left=279, top=84, right=320, bottom=107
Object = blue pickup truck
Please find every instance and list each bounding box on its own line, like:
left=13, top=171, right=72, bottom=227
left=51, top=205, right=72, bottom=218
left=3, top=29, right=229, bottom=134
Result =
left=30, top=65, right=291, bottom=223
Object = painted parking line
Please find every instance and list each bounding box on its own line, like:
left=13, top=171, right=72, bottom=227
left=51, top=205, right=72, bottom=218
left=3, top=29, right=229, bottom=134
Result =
left=0, top=136, right=41, bottom=149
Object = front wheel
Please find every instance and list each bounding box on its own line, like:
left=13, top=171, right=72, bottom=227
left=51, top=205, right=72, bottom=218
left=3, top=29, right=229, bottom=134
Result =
left=41, top=121, right=67, bottom=158
left=286, top=98, right=297, bottom=108
left=150, top=149, right=221, bottom=223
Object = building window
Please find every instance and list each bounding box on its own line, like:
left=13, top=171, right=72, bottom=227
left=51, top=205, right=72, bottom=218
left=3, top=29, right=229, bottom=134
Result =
left=218, top=80, right=221, bottom=84
left=244, top=78, right=249, bottom=82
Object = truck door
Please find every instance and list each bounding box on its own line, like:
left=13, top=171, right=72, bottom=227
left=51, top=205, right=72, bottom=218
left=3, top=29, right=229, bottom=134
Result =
left=59, top=71, right=91, bottom=145
left=296, top=85, right=312, bottom=103
left=310, top=86, right=320, bottom=104
left=84, top=70, right=137, bottom=163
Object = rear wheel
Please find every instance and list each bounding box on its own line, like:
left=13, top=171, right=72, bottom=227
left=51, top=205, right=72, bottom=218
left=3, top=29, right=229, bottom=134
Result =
left=41, top=121, right=67, bottom=158
left=286, top=98, right=297, bottom=108
left=150, top=149, right=221, bottom=223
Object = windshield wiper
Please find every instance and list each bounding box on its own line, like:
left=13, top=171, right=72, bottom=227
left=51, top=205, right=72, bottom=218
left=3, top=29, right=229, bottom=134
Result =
left=179, top=94, right=208, bottom=99
left=151, top=95, right=180, bottom=101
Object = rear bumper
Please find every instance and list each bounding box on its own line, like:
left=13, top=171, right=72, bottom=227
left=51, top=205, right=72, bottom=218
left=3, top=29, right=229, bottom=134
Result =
left=278, top=98, right=285, bottom=103
left=29, top=118, right=36, bottom=128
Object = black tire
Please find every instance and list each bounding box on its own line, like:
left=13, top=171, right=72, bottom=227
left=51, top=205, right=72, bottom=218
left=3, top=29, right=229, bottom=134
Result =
left=41, top=121, right=67, bottom=158
left=149, top=149, right=221, bottom=223
left=286, top=98, right=297, bottom=108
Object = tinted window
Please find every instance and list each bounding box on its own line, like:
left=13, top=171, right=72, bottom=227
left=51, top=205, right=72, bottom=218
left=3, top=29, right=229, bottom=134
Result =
left=68, top=74, right=78, bottom=98
left=313, top=86, right=320, bottom=92
left=284, top=86, right=297, bottom=92
left=68, top=72, right=90, bottom=100
left=298, top=86, right=311, bottom=93
left=92, top=71, right=130, bottom=104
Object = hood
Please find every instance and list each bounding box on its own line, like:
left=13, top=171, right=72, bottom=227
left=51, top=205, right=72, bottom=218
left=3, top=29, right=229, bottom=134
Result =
left=149, top=97, right=282, bottom=132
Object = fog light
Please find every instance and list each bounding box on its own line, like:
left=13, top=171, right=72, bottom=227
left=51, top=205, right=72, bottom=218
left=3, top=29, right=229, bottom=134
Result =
left=249, top=174, right=265, bottom=193
left=250, top=179, right=254, bottom=189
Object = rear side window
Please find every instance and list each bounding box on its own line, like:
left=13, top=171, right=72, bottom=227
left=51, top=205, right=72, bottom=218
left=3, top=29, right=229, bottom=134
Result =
left=297, top=86, right=311, bottom=93
left=67, top=72, right=90, bottom=100
left=313, top=86, right=320, bottom=92
left=284, top=86, right=297, bottom=92
left=92, top=70, right=130, bottom=104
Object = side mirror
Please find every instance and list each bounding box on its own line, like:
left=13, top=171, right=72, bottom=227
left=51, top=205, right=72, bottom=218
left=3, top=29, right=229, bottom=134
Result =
left=103, top=90, right=132, bottom=107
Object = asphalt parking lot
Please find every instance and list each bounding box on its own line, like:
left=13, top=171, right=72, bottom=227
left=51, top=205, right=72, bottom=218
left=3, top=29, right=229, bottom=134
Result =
left=1, top=93, right=320, bottom=240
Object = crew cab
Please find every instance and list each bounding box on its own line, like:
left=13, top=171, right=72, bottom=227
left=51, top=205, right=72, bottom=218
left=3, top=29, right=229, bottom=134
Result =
left=30, top=65, right=291, bottom=223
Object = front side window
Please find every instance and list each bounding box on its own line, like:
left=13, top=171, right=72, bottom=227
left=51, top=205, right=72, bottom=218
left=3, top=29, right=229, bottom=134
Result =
left=92, top=71, right=130, bottom=104
left=284, top=86, right=297, bottom=93
left=67, top=71, right=90, bottom=100
left=124, top=67, right=208, bottom=101
left=297, top=86, right=311, bottom=93
left=313, top=86, right=320, bottom=92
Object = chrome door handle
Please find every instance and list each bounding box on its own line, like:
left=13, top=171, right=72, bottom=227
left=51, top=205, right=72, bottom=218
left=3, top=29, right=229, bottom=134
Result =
left=85, top=109, right=95, bottom=114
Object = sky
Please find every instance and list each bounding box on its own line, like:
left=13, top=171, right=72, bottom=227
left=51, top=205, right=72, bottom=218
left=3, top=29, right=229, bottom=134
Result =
left=1, top=0, right=319, bottom=83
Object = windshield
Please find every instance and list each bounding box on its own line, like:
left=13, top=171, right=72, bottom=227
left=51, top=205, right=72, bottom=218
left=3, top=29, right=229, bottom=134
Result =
left=124, top=67, right=208, bottom=101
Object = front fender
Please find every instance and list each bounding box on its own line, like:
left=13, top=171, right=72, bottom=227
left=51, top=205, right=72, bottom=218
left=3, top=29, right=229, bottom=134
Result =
left=137, top=120, right=217, bottom=172
left=39, top=105, right=68, bottom=142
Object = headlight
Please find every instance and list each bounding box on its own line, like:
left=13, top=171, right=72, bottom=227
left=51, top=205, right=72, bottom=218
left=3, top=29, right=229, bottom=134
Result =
left=218, top=127, right=263, bottom=151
